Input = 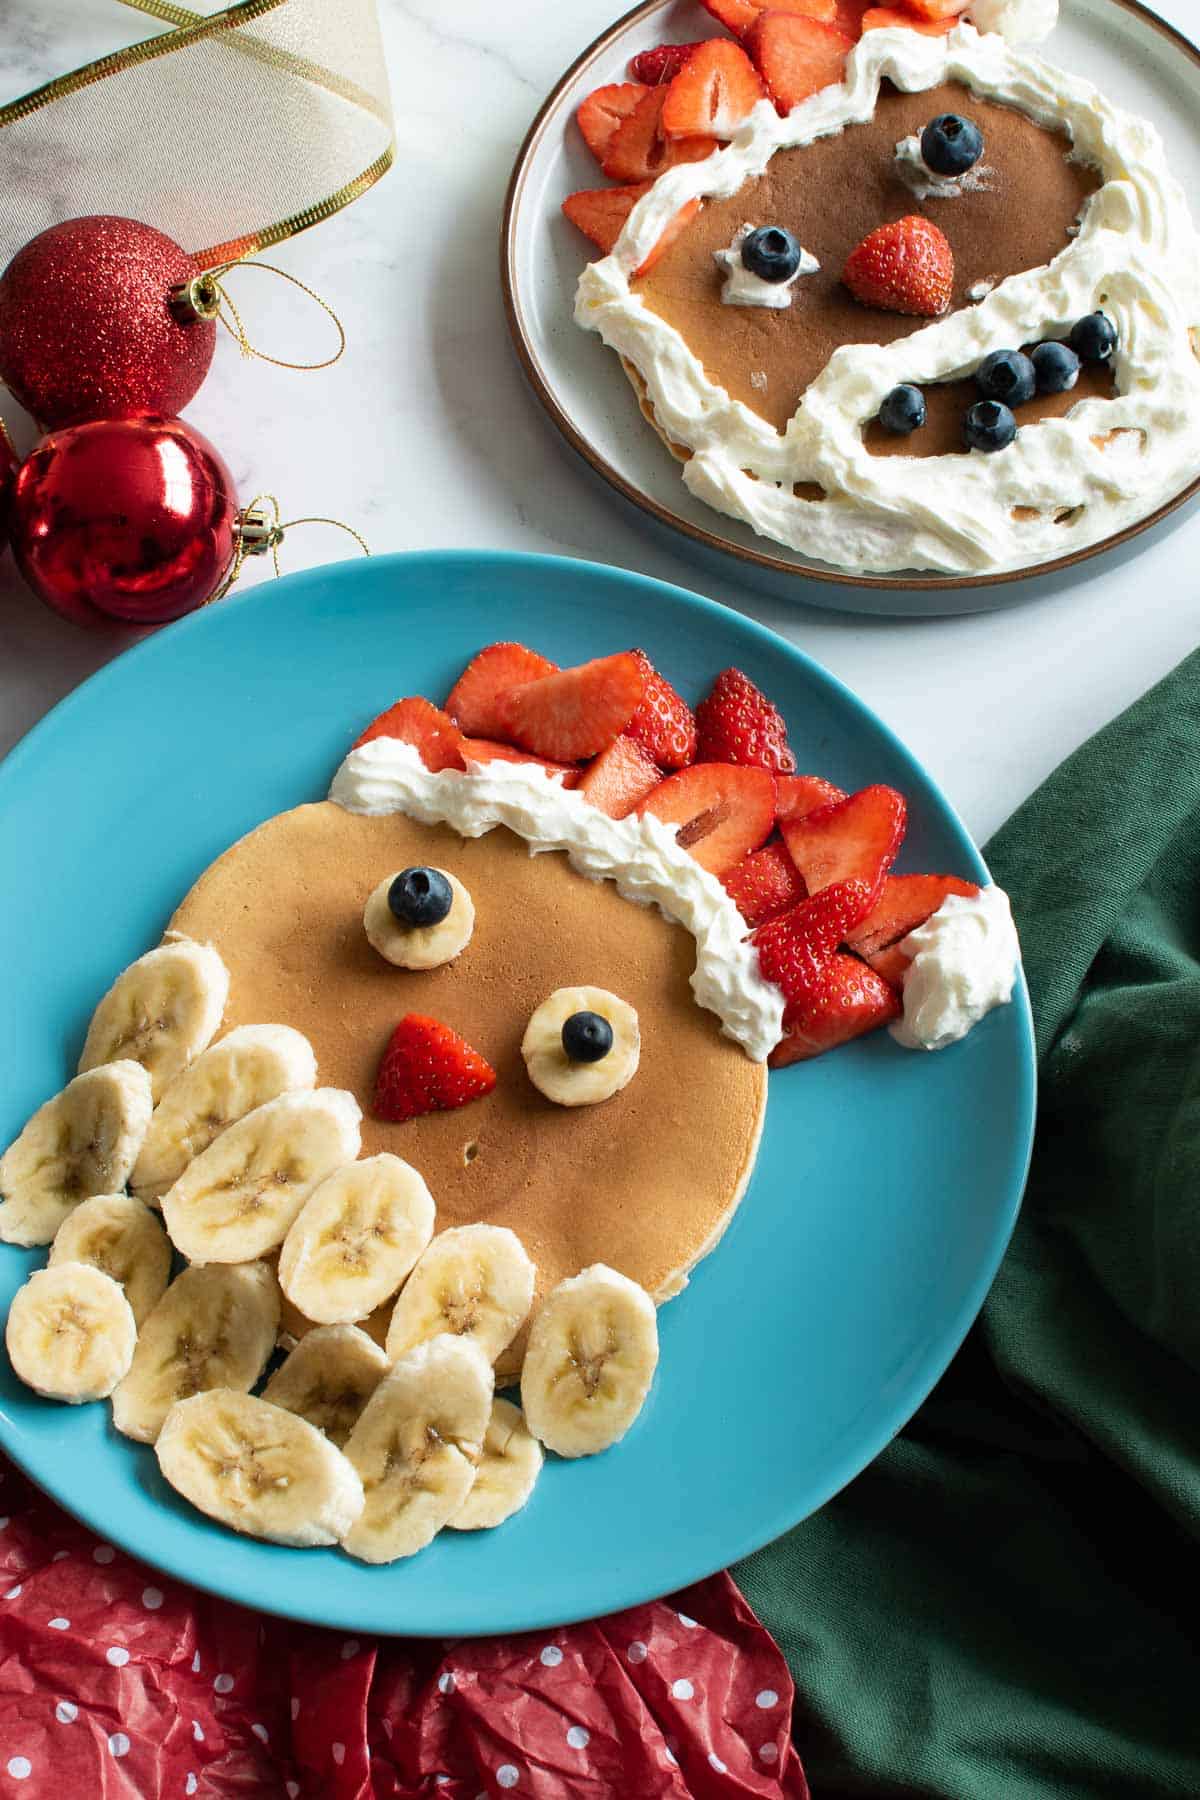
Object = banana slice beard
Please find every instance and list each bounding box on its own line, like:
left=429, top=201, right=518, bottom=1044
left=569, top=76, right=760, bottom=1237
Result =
left=448, top=1396, right=543, bottom=1531
left=49, top=1192, right=171, bottom=1325
left=385, top=1223, right=535, bottom=1367
left=78, top=936, right=229, bottom=1102
left=363, top=869, right=474, bottom=970
left=341, top=1334, right=493, bottom=1564
left=131, top=1023, right=317, bottom=1203
left=279, top=1153, right=435, bottom=1326
left=262, top=1323, right=390, bottom=1448
left=521, top=1264, right=659, bottom=1458
left=6, top=1263, right=137, bottom=1403
left=111, top=1260, right=280, bottom=1443
left=156, top=1389, right=365, bottom=1548
left=0, top=1061, right=154, bottom=1247
left=521, top=987, right=641, bottom=1107
left=161, top=1088, right=362, bottom=1265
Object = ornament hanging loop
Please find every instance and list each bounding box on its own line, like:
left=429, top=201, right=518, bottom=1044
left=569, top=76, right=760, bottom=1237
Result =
left=170, top=260, right=346, bottom=371
left=212, top=495, right=369, bottom=605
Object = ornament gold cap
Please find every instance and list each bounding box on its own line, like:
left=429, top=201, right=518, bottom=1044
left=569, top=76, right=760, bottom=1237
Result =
left=168, top=275, right=221, bottom=325
left=233, top=502, right=284, bottom=557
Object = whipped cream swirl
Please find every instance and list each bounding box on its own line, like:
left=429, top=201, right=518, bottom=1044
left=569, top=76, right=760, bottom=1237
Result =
left=330, top=741, right=785, bottom=1063
left=574, top=24, right=1200, bottom=575
left=890, top=885, right=1019, bottom=1050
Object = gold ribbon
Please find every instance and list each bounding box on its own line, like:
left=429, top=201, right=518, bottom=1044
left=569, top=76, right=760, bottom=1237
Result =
left=0, top=0, right=394, bottom=265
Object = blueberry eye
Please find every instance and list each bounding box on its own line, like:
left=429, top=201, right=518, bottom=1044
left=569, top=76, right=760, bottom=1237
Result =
left=561, top=1011, right=614, bottom=1063
left=741, top=226, right=803, bottom=283
left=920, top=113, right=984, bottom=177
left=388, top=866, right=453, bottom=927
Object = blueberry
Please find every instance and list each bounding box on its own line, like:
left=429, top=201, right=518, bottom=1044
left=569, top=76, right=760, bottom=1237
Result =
left=561, top=1011, right=613, bottom=1063
left=741, top=225, right=803, bottom=284
left=976, top=349, right=1036, bottom=407
left=1031, top=340, right=1081, bottom=395
left=920, top=113, right=984, bottom=178
left=388, top=866, right=453, bottom=928
left=1069, top=311, right=1118, bottom=365
left=878, top=384, right=927, bottom=435
left=963, top=400, right=1017, bottom=453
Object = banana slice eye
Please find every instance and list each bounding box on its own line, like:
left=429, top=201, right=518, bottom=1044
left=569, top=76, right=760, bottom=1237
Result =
left=521, top=986, right=640, bottom=1107
left=364, top=866, right=475, bottom=970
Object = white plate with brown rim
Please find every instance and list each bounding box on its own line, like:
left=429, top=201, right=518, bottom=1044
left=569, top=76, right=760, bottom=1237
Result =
left=501, top=0, right=1200, bottom=615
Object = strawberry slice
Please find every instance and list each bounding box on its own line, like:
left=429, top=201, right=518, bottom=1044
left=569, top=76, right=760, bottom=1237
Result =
left=630, top=42, right=707, bottom=85
left=461, top=738, right=581, bottom=786
left=626, top=652, right=697, bottom=770
left=833, top=0, right=876, bottom=33
left=352, top=696, right=467, bottom=770
left=577, top=734, right=662, bottom=818
left=635, top=198, right=703, bottom=275
left=776, top=772, right=846, bottom=822
left=562, top=182, right=651, bottom=255
left=901, top=0, right=969, bottom=15
left=499, top=652, right=646, bottom=762
left=863, top=943, right=912, bottom=988
left=723, top=839, right=806, bottom=927
left=781, top=784, right=907, bottom=900
left=373, top=1014, right=497, bottom=1123
left=846, top=872, right=979, bottom=959
left=695, top=667, right=797, bottom=773
left=577, top=83, right=648, bottom=165
left=704, top=0, right=838, bottom=35
left=660, top=40, right=767, bottom=140
left=445, top=641, right=558, bottom=739
left=747, top=13, right=854, bottom=112
left=637, top=763, right=776, bottom=876
left=861, top=6, right=957, bottom=31
left=843, top=215, right=954, bottom=317
left=769, top=953, right=900, bottom=1064
left=602, top=86, right=718, bottom=184
left=753, top=879, right=875, bottom=1010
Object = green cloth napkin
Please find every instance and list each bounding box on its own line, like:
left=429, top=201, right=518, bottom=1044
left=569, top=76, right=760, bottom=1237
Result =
left=736, top=650, right=1200, bottom=1799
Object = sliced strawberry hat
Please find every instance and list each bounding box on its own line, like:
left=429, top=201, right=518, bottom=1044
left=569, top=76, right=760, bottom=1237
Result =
left=461, top=739, right=581, bottom=786
left=499, top=651, right=647, bottom=762
left=444, top=641, right=558, bottom=739
left=353, top=696, right=468, bottom=771
left=626, top=651, right=697, bottom=770
left=861, top=7, right=958, bottom=32
left=776, top=772, right=845, bottom=822
left=781, top=783, right=907, bottom=901
left=373, top=1015, right=497, bottom=1124
left=770, top=953, right=900, bottom=1064
left=703, top=0, right=839, bottom=36
left=846, top=872, right=979, bottom=982
left=576, top=82, right=648, bottom=165
left=630, top=42, right=707, bottom=85
left=577, top=734, right=663, bottom=819
left=747, top=12, right=854, bottom=112
left=602, top=86, right=718, bottom=184
left=637, top=762, right=776, bottom=876
left=695, top=667, right=797, bottom=773
left=660, top=39, right=767, bottom=139
left=723, top=838, right=806, bottom=928
left=562, top=182, right=652, bottom=256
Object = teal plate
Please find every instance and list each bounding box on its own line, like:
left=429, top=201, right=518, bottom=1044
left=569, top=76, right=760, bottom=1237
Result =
left=0, top=551, right=1035, bottom=1636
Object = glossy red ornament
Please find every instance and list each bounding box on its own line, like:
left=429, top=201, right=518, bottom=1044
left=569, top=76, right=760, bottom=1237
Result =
left=9, top=416, right=238, bottom=625
left=0, top=216, right=216, bottom=430
left=0, top=428, right=16, bottom=553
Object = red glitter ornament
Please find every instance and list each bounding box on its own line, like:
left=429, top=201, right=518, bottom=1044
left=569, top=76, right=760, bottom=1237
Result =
left=0, top=216, right=216, bottom=430
left=9, top=415, right=238, bottom=625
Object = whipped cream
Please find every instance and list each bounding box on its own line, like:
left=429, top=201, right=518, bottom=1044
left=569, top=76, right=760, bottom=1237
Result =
left=894, top=133, right=995, bottom=200
left=329, top=741, right=785, bottom=1063
left=574, top=24, right=1200, bottom=576
left=968, top=0, right=1058, bottom=44
left=890, top=885, right=1019, bottom=1051
left=715, top=225, right=820, bottom=309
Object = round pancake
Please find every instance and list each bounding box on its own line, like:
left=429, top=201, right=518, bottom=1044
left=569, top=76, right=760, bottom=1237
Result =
left=170, top=801, right=767, bottom=1375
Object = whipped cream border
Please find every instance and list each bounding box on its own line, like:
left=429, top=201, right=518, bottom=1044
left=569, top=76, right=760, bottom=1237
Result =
left=329, top=741, right=785, bottom=1063
left=573, top=23, right=1200, bottom=576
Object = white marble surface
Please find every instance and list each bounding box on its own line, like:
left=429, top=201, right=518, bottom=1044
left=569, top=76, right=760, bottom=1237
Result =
left=1, top=0, right=1197, bottom=845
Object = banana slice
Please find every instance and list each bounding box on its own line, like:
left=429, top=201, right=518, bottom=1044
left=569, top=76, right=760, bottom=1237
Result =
left=111, top=1260, right=279, bottom=1443
left=161, top=1088, right=362, bottom=1265
left=521, top=1264, right=658, bottom=1458
left=262, top=1324, right=389, bottom=1448
left=448, top=1396, right=543, bottom=1531
left=0, top=1061, right=154, bottom=1247
left=364, top=868, right=475, bottom=970
left=6, top=1263, right=137, bottom=1403
left=49, top=1191, right=171, bottom=1326
left=521, top=987, right=640, bottom=1107
left=156, top=1389, right=364, bottom=1547
left=78, top=936, right=229, bottom=1101
left=132, top=1023, right=317, bottom=1203
left=341, top=1334, right=492, bottom=1563
left=385, top=1224, right=535, bottom=1367
left=279, top=1153, right=435, bottom=1326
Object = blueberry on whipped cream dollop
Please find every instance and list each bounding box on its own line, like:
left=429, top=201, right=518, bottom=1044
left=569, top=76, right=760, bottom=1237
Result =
left=715, top=224, right=819, bottom=310
left=895, top=113, right=993, bottom=201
